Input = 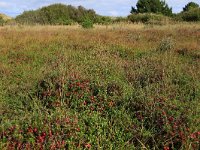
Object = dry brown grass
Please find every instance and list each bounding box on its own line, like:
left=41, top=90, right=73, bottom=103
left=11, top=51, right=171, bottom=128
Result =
left=1, top=23, right=199, bottom=51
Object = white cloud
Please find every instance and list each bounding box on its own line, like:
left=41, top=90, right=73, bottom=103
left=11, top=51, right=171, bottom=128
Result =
left=0, top=2, right=9, bottom=7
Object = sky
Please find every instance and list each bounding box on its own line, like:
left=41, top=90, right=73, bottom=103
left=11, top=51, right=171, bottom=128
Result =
left=0, top=0, right=200, bottom=17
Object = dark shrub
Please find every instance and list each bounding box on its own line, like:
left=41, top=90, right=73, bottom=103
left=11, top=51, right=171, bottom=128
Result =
left=180, top=8, right=200, bottom=22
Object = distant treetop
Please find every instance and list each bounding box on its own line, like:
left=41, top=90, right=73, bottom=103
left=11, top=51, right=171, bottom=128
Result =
left=183, top=2, right=199, bottom=12
left=131, top=0, right=172, bottom=16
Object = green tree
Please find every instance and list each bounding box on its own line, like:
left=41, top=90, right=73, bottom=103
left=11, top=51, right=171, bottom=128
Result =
left=131, top=0, right=172, bottom=16
left=183, top=2, right=199, bottom=12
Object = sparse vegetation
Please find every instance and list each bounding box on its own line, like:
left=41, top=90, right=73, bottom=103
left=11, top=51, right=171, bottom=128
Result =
left=157, top=37, right=175, bottom=52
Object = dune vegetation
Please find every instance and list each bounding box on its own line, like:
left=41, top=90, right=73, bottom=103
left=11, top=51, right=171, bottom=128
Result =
left=0, top=23, right=200, bottom=149
left=0, top=0, right=200, bottom=149
left=0, top=13, right=12, bottom=21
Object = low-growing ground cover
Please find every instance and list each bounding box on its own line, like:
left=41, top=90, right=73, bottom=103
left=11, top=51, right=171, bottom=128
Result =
left=0, top=23, right=200, bottom=149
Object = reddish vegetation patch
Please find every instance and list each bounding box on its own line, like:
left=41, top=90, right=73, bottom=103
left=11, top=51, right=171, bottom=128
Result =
left=38, top=78, right=115, bottom=112
left=129, top=97, right=200, bottom=149
left=1, top=115, right=80, bottom=149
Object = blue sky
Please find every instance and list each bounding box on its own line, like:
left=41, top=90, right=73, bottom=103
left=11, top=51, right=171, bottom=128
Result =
left=0, top=0, right=200, bottom=17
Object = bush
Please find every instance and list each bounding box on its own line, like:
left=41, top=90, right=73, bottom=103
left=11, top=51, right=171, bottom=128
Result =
left=181, top=8, right=200, bottom=22
left=128, top=13, right=149, bottom=23
left=0, top=16, right=5, bottom=26
left=95, top=16, right=112, bottom=25
left=81, top=18, right=94, bottom=29
left=172, top=14, right=184, bottom=22
left=113, top=17, right=128, bottom=23
left=15, top=3, right=98, bottom=25
left=183, top=2, right=199, bottom=12
left=128, top=13, right=171, bottom=25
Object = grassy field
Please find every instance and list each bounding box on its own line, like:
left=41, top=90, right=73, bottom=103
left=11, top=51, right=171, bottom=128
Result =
left=0, top=23, right=200, bottom=149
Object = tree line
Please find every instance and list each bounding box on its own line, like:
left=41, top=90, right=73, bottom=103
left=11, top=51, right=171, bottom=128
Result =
left=15, top=4, right=112, bottom=25
left=1, top=1, right=200, bottom=26
left=129, top=0, right=200, bottom=22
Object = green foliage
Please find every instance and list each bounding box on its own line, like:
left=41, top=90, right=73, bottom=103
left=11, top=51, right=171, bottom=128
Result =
left=128, top=13, right=171, bottom=25
left=131, top=0, right=172, bottom=16
left=0, top=13, right=12, bottom=21
left=128, top=13, right=149, bottom=23
left=0, top=16, right=5, bottom=26
left=179, top=8, right=200, bottom=22
left=15, top=3, right=98, bottom=25
left=81, top=18, right=94, bottom=28
left=15, top=10, right=43, bottom=25
left=183, top=2, right=199, bottom=12
left=174, top=2, right=200, bottom=22
left=113, top=17, right=128, bottom=23
left=95, top=16, right=112, bottom=25
left=39, top=4, right=73, bottom=25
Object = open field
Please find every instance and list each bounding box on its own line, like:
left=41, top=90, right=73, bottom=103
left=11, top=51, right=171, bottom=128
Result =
left=0, top=23, right=200, bottom=149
